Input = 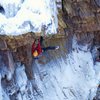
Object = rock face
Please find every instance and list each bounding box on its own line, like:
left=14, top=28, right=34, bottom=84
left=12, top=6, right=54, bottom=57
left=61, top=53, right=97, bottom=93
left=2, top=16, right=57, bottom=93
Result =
left=61, top=0, right=100, bottom=52
left=62, top=0, right=100, bottom=99
left=0, top=33, right=67, bottom=79
left=0, top=0, right=100, bottom=100
left=0, top=30, right=67, bottom=89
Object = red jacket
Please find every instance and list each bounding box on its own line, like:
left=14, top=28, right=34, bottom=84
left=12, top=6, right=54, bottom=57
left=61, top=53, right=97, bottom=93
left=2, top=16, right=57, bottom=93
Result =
left=32, top=39, right=42, bottom=56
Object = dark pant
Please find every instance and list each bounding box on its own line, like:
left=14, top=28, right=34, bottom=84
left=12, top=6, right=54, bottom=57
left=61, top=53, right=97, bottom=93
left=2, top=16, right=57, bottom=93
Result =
left=34, top=46, right=56, bottom=59
left=42, top=46, right=56, bottom=52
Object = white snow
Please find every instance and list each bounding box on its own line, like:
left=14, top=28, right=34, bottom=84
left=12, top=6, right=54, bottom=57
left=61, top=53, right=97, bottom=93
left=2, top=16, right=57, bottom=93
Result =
left=31, top=49, right=100, bottom=100
left=0, top=0, right=58, bottom=35
left=94, top=62, right=100, bottom=81
left=0, top=74, right=10, bottom=100
left=15, top=63, right=28, bottom=92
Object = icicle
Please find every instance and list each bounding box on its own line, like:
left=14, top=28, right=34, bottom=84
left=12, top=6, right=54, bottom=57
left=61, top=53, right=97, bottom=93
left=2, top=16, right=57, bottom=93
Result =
left=15, top=62, right=28, bottom=92
left=51, top=0, right=58, bottom=31
left=44, top=0, right=58, bottom=34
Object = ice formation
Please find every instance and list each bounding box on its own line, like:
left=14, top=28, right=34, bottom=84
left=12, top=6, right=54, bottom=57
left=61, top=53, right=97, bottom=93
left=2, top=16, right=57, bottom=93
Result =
left=0, top=0, right=58, bottom=35
left=0, top=37, right=99, bottom=100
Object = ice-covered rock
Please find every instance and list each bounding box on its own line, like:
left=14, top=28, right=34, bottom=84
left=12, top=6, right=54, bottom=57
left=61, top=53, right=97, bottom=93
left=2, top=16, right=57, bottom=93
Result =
left=30, top=48, right=100, bottom=100
left=15, top=62, right=28, bottom=92
left=0, top=0, right=58, bottom=35
left=0, top=37, right=100, bottom=100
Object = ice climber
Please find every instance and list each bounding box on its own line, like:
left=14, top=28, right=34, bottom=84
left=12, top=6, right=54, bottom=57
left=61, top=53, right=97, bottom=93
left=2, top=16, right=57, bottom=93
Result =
left=32, top=36, right=59, bottom=59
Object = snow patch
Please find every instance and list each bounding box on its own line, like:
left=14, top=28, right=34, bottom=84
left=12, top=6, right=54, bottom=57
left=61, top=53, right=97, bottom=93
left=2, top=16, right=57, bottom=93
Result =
left=31, top=48, right=100, bottom=100
left=0, top=0, right=58, bottom=35
left=15, top=63, right=28, bottom=92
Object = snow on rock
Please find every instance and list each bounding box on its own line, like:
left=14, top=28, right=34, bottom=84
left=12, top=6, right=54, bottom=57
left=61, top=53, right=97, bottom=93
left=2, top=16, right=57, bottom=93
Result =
left=15, top=62, right=28, bottom=92
left=0, top=0, right=22, bottom=18
left=31, top=48, right=100, bottom=100
left=94, top=62, right=100, bottom=81
left=0, top=0, right=58, bottom=35
left=15, top=63, right=36, bottom=100
left=56, top=0, right=62, bottom=8
left=0, top=74, right=10, bottom=100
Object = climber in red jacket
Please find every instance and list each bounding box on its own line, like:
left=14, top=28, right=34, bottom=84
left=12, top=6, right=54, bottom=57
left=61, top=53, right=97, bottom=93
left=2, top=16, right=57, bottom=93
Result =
left=32, top=38, right=42, bottom=58
left=32, top=36, right=59, bottom=59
